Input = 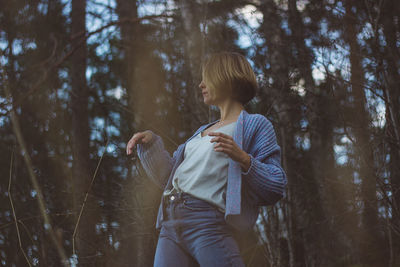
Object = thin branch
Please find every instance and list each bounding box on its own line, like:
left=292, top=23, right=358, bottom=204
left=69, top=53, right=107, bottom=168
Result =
left=72, top=139, right=109, bottom=256
left=1, top=56, right=70, bottom=267
left=2, top=14, right=175, bottom=116
left=0, top=211, right=76, bottom=230
left=104, top=98, right=181, bottom=147
left=17, top=219, right=37, bottom=251
left=8, top=148, right=32, bottom=267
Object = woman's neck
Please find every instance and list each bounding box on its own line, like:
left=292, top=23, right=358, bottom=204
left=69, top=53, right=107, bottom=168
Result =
left=217, top=101, right=244, bottom=122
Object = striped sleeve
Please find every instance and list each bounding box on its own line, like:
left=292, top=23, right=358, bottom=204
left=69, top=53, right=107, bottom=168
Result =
left=136, top=130, right=177, bottom=189
left=241, top=115, right=287, bottom=206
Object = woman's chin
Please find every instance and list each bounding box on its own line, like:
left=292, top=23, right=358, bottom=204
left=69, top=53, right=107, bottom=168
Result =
left=203, top=99, right=213, bottom=106
left=202, top=94, right=217, bottom=105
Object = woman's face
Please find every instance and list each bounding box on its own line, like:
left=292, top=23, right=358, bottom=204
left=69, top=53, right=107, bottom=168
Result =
left=199, top=79, right=213, bottom=105
left=199, top=78, right=230, bottom=106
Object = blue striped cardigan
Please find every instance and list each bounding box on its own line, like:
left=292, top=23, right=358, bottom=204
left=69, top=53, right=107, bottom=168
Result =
left=136, top=109, right=287, bottom=231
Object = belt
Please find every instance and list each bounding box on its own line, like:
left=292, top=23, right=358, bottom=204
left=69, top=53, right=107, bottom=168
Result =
left=163, top=191, right=226, bottom=215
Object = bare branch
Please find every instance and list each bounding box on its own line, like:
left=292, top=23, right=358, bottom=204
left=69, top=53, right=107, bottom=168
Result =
left=2, top=14, right=176, bottom=116
left=72, top=139, right=109, bottom=255
left=2, top=55, right=70, bottom=267
left=8, top=148, right=32, bottom=267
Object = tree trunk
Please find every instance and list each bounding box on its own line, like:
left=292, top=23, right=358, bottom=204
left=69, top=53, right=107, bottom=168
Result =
left=116, top=1, right=161, bottom=265
left=381, top=2, right=400, bottom=264
left=287, top=0, right=338, bottom=265
left=175, top=0, right=209, bottom=128
left=70, top=0, right=100, bottom=263
left=344, top=1, right=384, bottom=265
left=257, top=1, right=308, bottom=265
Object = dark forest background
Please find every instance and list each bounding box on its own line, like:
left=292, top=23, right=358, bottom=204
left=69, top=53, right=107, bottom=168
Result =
left=1, top=0, right=399, bottom=266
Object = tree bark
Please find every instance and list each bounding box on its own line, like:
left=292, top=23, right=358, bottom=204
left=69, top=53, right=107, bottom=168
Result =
left=287, top=0, right=339, bottom=265
left=70, top=0, right=100, bottom=263
left=175, top=0, right=209, bottom=128
left=257, top=1, right=306, bottom=265
left=344, top=1, right=384, bottom=265
left=116, top=1, right=161, bottom=265
left=381, top=3, right=400, bottom=263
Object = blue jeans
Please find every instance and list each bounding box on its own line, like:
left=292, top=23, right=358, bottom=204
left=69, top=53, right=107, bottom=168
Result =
left=154, top=191, right=245, bottom=267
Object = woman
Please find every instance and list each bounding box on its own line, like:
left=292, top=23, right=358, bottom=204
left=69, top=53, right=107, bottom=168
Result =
left=126, top=51, right=287, bottom=266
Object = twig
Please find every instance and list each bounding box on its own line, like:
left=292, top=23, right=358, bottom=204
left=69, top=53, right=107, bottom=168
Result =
left=1, top=55, right=70, bottom=267
left=2, top=14, right=175, bottom=115
left=8, top=148, right=32, bottom=266
left=72, top=139, right=109, bottom=255
left=17, top=219, right=36, bottom=251
left=0, top=211, right=76, bottom=230
left=104, top=98, right=180, bottom=147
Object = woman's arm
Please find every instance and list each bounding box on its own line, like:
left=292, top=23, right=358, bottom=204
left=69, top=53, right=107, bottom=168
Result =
left=136, top=130, right=179, bottom=189
left=241, top=115, right=288, bottom=206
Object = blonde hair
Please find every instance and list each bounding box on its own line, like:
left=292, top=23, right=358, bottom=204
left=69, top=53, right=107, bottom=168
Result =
left=201, top=51, right=258, bottom=105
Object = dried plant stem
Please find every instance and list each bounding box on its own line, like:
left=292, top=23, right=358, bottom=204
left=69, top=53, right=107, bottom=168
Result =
left=72, top=140, right=109, bottom=256
left=8, top=149, right=32, bottom=267
left=0, top=212, right=75, bottom=231
left=2, top=60, right=69, bottom=266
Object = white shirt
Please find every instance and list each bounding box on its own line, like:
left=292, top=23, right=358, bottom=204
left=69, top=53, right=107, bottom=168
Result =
left=163, top=122, right=237, bottom=212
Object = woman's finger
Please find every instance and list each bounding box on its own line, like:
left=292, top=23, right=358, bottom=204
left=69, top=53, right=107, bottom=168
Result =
left=208, top=132, right=233, bottom=143
left=127, top=132, right=144, bottom=155
left=126, top=139, right=134, bottom=155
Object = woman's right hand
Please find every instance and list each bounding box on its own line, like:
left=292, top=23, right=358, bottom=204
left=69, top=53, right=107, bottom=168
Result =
left=126, top=130, right=153, bottom=155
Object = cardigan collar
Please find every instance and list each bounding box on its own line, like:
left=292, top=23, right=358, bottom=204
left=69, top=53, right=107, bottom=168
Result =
left=186, top=109, right=247, bottom=149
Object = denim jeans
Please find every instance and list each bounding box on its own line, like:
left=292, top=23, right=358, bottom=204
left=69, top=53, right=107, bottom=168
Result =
left=154, top=191, right=245, bottom=267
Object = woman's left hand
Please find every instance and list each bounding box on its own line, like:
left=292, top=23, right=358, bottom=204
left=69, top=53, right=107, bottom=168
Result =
left=208, top=132, right=251, bottom=172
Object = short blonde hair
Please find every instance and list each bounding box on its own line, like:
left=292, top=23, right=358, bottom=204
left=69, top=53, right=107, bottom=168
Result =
left=201, top=51, right=258, bottom=105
